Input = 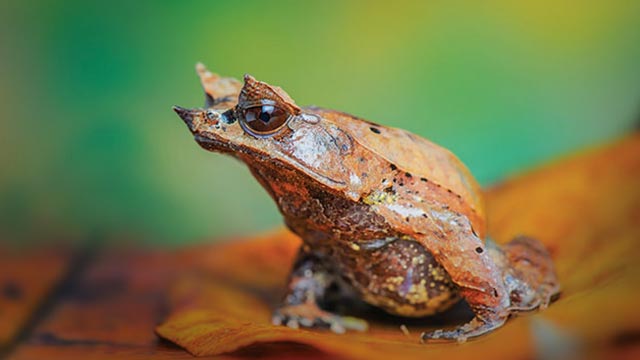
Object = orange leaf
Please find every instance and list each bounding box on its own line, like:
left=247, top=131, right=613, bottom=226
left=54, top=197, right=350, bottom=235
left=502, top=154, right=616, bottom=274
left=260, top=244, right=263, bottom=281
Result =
left=0, top=248, right=72, bottom=347
left=156, top=134, right=640, bottom=359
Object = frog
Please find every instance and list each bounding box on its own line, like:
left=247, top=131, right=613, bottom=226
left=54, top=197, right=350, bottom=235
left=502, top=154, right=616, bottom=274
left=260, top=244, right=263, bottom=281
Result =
left=173, top=63, right=560, bottom=342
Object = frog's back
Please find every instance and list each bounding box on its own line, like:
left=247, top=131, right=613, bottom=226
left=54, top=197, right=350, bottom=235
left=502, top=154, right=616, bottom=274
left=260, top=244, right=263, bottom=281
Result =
left=308, top=107, right=486, bottom=237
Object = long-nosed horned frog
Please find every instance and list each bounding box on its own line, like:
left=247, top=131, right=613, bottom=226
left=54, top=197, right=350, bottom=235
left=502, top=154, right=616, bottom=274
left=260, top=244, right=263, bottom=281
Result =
left=174, top=63, right=560, bottom=342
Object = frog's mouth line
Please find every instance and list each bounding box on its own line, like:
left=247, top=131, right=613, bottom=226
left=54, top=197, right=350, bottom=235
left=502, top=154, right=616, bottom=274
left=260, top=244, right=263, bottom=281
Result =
left=194, top=133, right=347, bottom=190
left=193, top=134, right=241, bottom=155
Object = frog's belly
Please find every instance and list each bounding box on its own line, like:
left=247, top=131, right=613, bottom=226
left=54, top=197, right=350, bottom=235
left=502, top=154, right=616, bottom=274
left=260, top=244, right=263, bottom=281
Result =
left=334, top=238, right=460, bottom=317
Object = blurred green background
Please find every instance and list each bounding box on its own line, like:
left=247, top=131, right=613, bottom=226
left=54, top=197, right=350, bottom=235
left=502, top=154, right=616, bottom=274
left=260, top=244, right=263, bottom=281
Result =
left=1, top=1, right=639, bottom=246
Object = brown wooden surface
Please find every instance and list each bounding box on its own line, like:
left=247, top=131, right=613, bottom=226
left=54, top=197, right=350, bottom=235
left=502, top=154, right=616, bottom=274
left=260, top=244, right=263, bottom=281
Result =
left=1, top=135, right=639, bottom=360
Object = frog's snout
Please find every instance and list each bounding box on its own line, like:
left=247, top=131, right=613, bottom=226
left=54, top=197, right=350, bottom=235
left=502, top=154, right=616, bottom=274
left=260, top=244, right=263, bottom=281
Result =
left=174, top=105, right=225, bottom=134
left=173, top=105, right=199, bottom=132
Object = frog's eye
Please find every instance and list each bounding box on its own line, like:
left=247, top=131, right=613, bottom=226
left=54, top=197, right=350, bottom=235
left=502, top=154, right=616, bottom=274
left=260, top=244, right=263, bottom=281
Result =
left=239, top=105, right=291, bottom=137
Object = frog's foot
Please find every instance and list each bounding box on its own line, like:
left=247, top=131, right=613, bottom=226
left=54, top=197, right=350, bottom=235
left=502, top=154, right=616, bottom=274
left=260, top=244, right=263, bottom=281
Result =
left=502, top=236, right=561, bottom=313
left=272, top=302, right=368, bottom=334
left=508, top=283, right=561, bottom=312
left=420, top=316, right=507, bottom=343
left=537, top=284, right=561, bottom=310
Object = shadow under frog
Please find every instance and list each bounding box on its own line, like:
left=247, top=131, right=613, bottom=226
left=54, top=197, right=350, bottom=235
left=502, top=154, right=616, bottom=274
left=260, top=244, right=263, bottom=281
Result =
left=173, top=63, right=560, bottom=342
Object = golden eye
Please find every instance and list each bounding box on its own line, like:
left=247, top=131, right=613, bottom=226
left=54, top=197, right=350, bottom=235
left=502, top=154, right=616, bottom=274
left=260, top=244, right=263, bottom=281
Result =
left=240, top=105, right=290, bottom=136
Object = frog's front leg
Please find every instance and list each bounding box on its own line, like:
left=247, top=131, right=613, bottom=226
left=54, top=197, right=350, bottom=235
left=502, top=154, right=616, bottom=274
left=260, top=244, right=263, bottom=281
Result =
left=272, top=247, right=368, bottom=334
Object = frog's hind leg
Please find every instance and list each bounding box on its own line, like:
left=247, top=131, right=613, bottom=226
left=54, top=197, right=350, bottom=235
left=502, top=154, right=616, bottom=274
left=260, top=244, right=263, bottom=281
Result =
left=501, top=236, right=561, bottom=312
left=272, top=247, right=368, bottom=333
left=419, top=231, right=560, bottom=343
left=416, top=218, right=513, bottom=343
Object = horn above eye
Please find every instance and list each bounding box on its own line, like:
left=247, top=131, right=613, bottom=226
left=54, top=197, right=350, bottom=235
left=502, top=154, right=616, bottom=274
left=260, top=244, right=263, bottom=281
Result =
left=240, top=105, right=290, bottom=137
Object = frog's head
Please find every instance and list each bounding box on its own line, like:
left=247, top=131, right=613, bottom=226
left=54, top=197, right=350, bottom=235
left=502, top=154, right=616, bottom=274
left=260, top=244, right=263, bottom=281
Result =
left=174, top=64, right=362, bottom=199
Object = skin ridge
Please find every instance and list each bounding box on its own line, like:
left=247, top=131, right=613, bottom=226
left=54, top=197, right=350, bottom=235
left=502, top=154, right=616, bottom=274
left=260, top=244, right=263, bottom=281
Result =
left=305, top=106, right=484, bottom=238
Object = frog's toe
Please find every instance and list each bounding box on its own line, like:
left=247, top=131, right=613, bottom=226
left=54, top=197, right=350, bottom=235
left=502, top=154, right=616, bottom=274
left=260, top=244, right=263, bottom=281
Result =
left=272, top=303, right=368, bottom=333
left=508, top=284, right=561, bottom=313
left=421, top=317, right=506, bottom=343
left=534, top=285, right=560, bottom=311
left=421, top=328, right=467, bottom=343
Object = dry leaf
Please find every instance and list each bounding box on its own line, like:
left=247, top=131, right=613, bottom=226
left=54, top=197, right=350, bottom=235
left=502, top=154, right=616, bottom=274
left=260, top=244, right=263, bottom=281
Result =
left=156, top=134, right=640, bottom=359
left=0, top=248, right=72, bottom=347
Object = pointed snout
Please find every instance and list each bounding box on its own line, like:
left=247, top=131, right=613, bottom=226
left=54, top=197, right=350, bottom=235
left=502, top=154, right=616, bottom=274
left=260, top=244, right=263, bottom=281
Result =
left=173, top=105, right=199, bottom=132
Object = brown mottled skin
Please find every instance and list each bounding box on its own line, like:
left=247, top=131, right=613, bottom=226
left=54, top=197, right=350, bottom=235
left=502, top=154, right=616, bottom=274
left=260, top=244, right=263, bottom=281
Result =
left=174, top=64, right=560, bottom=342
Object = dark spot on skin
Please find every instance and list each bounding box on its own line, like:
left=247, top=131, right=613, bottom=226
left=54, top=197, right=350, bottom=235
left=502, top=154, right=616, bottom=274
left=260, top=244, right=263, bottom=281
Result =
left=405, top=172, right=412, bottom=178
left=392, top=178, right=397, bottom=183
left=422, top=214, right=428, bottom=218
left=405, top=217, right=410, bottom=222
left=399, top=182, right=404, bottom=186
left=510, top=290, right=521, bottom=303
left=221, top=109, right=237, bottom=124
left=359, top=157, right=365, bottom=163
left=369, top=127, right=381, bottom=134
left=420, top=177, right=428, bottom=182
left=381, top=178, right=386, bottom=183
left=361, top=172, right=368, bottom=178
left=390, top=164, right=398, bottom=171
left=493, top=288, right=499, bottom=297
left=3, top=281, right=22, bottom=300
left=341, top=144, right=349, bottom=151
left=447, top=189, right=453, bottom=193
left=475, top=247, right=483, bottom=254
